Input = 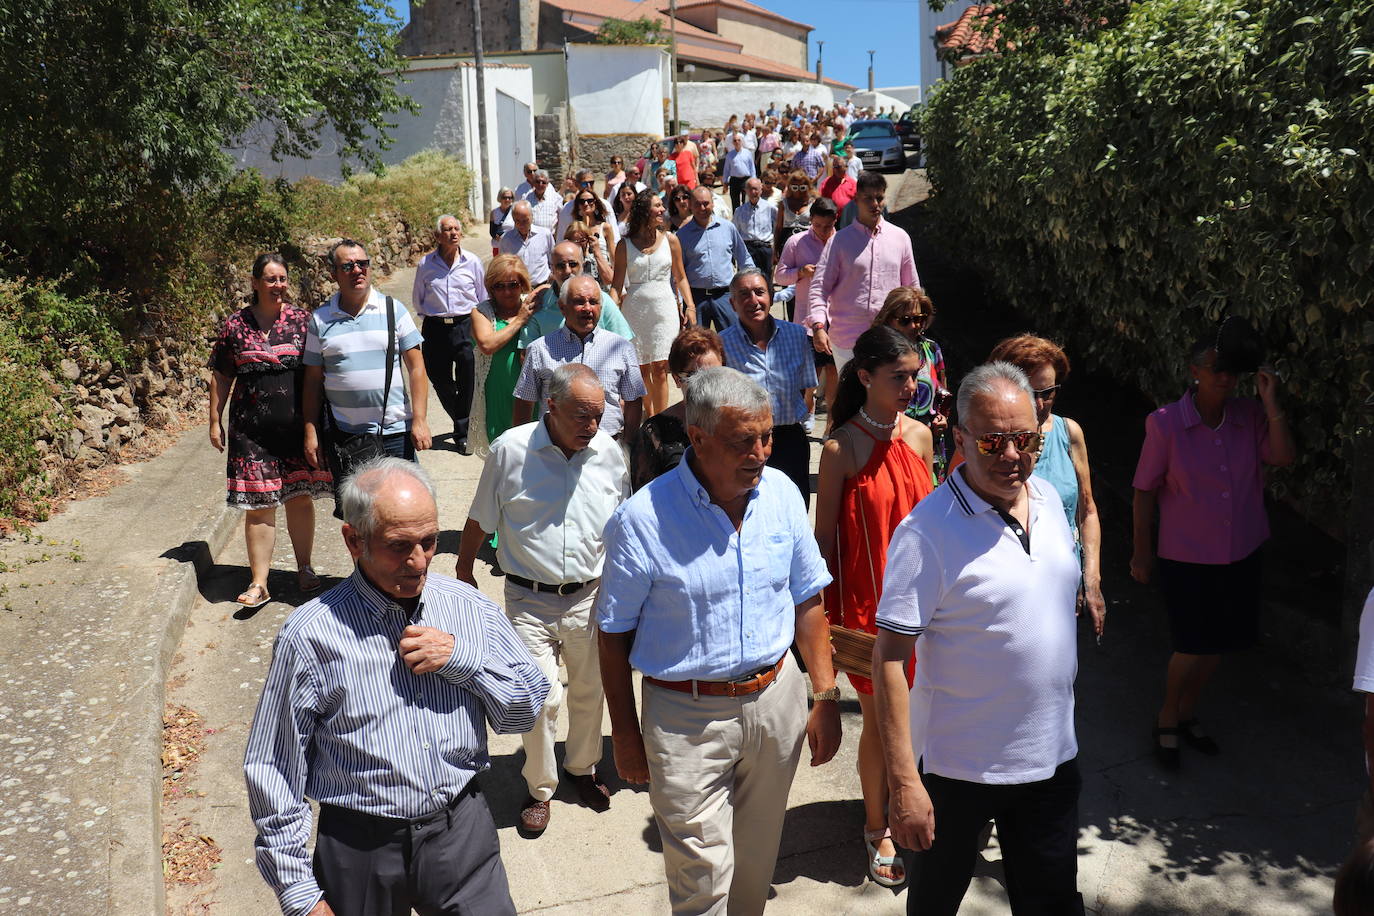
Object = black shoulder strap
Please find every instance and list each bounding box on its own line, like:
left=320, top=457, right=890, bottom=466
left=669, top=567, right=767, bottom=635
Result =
left=380, top=295, right=396, bottom=431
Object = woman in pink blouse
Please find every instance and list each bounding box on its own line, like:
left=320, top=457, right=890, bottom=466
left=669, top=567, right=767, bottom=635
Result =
left=1130, top=333, right=1295, bottom=769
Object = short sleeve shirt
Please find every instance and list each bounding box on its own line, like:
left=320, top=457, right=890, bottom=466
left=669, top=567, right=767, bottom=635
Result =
left=512, top=327, right=646, bottom=437
left=1131, top=392, right=1272, bottom=564
left=876, top=471, right=1080, bottom=784
left=303, top=290, right=421, bottom=435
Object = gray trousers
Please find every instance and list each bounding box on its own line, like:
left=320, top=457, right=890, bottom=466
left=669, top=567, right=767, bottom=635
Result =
left=313, top=783, right=516, bottom=916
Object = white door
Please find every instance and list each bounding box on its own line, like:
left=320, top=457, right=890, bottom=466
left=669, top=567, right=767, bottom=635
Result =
left=497, top=91, right=532, bottom=194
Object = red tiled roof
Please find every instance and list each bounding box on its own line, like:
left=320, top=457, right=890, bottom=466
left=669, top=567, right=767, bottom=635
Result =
left=660, top=0, right=815, bottom=32
left=935, top=4, right=1003, bottom=59
left=545, top=0, right=738, bottom=48
left=680, top=42, right=855, bottom=89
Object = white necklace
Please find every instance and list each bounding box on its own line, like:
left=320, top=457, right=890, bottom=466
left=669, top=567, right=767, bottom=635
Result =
left=859, top=406, right=897, bottom=430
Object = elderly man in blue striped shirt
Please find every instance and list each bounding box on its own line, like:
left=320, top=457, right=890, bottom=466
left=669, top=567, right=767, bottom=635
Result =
left=721, top=269, right=818, bottom=508
left=244, top=457, right=548, bottom=916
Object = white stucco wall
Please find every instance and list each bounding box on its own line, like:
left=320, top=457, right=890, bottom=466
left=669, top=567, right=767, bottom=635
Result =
left=873, top=85, right=924, bottom=107
left=848, top=90, right=913, bottom=112
left=566, top=44, right=670, bottom=137
left=675, top=81, right=842, bottom=131
left=230, top=62, right=534, bottom=216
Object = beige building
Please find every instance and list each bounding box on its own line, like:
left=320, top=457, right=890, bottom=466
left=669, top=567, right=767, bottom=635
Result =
left=399, top=0, right=852, bottom=89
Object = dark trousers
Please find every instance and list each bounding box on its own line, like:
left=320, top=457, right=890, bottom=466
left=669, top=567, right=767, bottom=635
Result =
left=728, top=176, right=748, bottom=209
left=313, top=783, right=516, bottom=916
left=744, top=240, right=774, bottom=296
left=328, top=430, right=415, bottom=519
left=691, top=288, right=738, bottom=332
left=907, top=758, right=1085, bottom=916
left=768, top=422, right=810, bottom=509
left=421, top=315, right=474, bottom=445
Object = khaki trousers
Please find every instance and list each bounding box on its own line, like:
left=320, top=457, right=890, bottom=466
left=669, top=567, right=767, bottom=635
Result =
left=503, top=581, right=605, bottom=803
left=642, top=658, right=807, bottom=916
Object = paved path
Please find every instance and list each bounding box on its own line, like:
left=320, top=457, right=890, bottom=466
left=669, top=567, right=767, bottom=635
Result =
left=0, top=175, right=1358, bottom=914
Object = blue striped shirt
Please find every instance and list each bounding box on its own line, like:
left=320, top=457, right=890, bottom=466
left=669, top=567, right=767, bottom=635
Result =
left=303, top=289, right=422, bottom=435
left=721, top=319, right=818, bottom=426
left=512, top=327, right=647, bottom=436
left=243, top=570, right=548, bottom=916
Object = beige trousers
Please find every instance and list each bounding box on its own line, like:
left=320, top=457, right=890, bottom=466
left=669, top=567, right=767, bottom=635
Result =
left=642, top=658, right=807, bottom=916
left=503, top=581, right=605, bottom=803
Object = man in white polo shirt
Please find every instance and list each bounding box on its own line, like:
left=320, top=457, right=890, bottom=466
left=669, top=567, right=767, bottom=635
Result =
left=874, top=361, right=1085, bottom=915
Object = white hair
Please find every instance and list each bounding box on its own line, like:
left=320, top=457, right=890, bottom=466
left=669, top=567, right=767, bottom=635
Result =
left=435, top=213, right=459, bottom=233
left=548, top=363, right=603, bottom=404
left=339, top=457, right=436, bottom=542
left=956, top=362, right=1035, bottom=427
left=684, top=366, right=769, bottom=433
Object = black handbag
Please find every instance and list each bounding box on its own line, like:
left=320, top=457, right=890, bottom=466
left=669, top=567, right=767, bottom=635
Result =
left=326, top=295, right=397, bottom=478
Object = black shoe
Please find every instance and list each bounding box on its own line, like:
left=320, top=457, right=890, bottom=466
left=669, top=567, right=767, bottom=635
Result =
left=456, top=439, right=472, bottom=456
left=1153, top=725, right=1181, bottom=770
left=1177, top=718, right=1220, bottom=755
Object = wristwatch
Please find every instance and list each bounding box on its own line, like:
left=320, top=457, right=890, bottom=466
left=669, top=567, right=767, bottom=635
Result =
left=811, top=686, right=841, bottom=703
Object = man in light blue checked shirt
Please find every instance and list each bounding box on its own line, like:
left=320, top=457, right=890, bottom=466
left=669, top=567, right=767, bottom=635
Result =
left=597, top=367, right=842, bottom=915
left=721, top=270, right=817, bottom=508
left=244, top=457, right=547, bottom=916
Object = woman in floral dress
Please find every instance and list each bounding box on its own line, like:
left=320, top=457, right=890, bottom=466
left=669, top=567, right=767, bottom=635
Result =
left=208, top=253, right=331, bottom=609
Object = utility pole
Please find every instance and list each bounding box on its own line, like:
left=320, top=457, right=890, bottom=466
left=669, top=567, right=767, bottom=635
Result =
left=669, top=0, right=680, bottom=134
left=867, top=49, right=876, bottom=92
left=472, top=0, right=493, bottom=217
left=816, top=40, right=824, bottom=84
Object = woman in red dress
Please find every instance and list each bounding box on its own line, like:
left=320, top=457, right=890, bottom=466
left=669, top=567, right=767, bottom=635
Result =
left=815, top=325, right=933, bottom=888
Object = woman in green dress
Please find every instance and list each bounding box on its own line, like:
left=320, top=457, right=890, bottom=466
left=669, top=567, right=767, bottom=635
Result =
left=469, top=255, right=538, bottom=457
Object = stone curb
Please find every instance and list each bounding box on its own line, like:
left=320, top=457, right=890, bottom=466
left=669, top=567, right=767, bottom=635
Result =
left=107, top=497, right=239, bottom=915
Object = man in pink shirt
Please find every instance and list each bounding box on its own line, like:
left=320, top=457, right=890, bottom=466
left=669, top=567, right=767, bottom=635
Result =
left=775, top=197, right=840, bottom=417
left=807, top=171, right=919, bottom=370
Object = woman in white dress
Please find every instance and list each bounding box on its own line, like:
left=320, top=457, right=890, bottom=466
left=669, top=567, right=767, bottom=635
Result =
left=610, top=191, right=695, bottom=417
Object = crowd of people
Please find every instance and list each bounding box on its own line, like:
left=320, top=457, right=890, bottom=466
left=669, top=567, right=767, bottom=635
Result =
left=207, top=101, right=1330, bottom=916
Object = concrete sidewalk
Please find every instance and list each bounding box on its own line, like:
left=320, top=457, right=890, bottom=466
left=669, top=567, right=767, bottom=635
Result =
left=0, top=219, right=1357, bottom=915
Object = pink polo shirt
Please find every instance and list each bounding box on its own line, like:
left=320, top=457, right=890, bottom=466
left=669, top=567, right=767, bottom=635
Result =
left=1132, top=392, right=1273, bottom=565
left=809, top=217, right=919, bottom=349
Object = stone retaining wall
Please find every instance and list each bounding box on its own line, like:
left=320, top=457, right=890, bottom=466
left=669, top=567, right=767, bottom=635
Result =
left=578, top=133, right=659, bottom=174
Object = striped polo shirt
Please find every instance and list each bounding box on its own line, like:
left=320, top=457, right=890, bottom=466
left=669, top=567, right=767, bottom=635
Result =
left=304, top=289, right=422, bottom=435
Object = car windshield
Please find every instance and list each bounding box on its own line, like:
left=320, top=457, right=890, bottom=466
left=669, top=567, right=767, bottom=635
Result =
left=850, top=122, right=896, bottom=140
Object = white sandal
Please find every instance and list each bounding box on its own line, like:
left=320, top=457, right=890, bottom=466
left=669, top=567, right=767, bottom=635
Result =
left=864, top=827, right=907, bottom=888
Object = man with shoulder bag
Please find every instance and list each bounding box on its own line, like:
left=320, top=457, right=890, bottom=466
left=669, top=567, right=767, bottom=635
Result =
left=304, top=239, right=432, bottom=513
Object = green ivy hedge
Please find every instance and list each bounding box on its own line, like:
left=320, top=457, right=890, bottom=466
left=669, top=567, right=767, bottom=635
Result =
left=922, top=0, right=1374, bottom=525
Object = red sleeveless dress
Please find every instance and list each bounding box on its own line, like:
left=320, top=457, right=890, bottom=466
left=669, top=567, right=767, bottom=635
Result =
left=826, top=423, right=933, bottom=694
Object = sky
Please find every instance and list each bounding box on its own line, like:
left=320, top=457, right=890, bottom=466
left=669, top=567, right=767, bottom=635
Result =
left=385, top=0, right=926, bottom=91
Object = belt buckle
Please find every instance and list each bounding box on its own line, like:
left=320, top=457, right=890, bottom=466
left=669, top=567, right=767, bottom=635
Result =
left=557, top=581, right=581, bottom=597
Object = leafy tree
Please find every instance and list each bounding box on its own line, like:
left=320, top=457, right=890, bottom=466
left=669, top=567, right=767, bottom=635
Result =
left=922, top=0, right=1374, bottom=524
left=594, top=16, right=667, bottom=45
left=0, top=0, right=416, bottom=287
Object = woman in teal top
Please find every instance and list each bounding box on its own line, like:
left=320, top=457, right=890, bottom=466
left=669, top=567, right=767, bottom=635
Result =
left=988, top=335, right=1105, bottom=636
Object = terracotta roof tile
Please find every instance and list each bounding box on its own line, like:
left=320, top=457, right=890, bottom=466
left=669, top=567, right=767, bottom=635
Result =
left=935, top=4, right=1003, bottom=59
left=659, top=0, right=815, bottom=32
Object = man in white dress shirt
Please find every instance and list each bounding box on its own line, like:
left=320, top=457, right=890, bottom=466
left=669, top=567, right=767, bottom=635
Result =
left=456, top=364, right=630, bottom=838
left=521, top=169, right=562, bottom=232
left=499, top=202, right=555, bottom=286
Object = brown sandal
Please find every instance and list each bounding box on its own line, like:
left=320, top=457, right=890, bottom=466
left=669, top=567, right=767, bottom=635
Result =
left=297, top=566, right=321, bottom=593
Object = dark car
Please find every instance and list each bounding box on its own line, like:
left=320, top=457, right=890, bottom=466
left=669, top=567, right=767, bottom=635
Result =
left=846, top=119, right=906, bottom=172
left=895, top=107, right=921, bottom=148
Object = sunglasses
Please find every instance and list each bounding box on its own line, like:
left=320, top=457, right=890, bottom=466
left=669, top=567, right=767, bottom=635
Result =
left=553, top=259, right=581, bottom=269
left=966, top=430, right=1044, bottom=456
left=336, top=259, right=370, bottom=273
left=578, top=198, right=598, bottom=205
left=788, top=184, right=809, bottom=191
left=1032, top=384, right=1061, bottom=401
left=491, top=280, right=524, bottom=291
left=892, top=314, right=928, bottom=327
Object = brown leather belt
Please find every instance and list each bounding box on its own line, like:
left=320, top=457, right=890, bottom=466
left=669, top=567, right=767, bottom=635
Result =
left=644, top=657, right=785, bottom=698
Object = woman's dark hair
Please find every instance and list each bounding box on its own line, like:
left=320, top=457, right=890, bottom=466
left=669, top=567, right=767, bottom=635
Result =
left=613, top=183, right=637, bottom=219
left=250, top=252, right=288, bottom=305
left=574, top=190, right=608, bottom=226
left=625, top=190, right=661, bottom=239
left=830, top=325, right=923, bottom=430
left=1335, top=836, right=1374, bottom=916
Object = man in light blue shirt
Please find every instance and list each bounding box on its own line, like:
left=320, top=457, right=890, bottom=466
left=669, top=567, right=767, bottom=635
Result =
left=732, top=178, right=778, bottom=297
left=677, top=187, right=755, bottom=333
left=597, top=366, right=841, bottom=915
